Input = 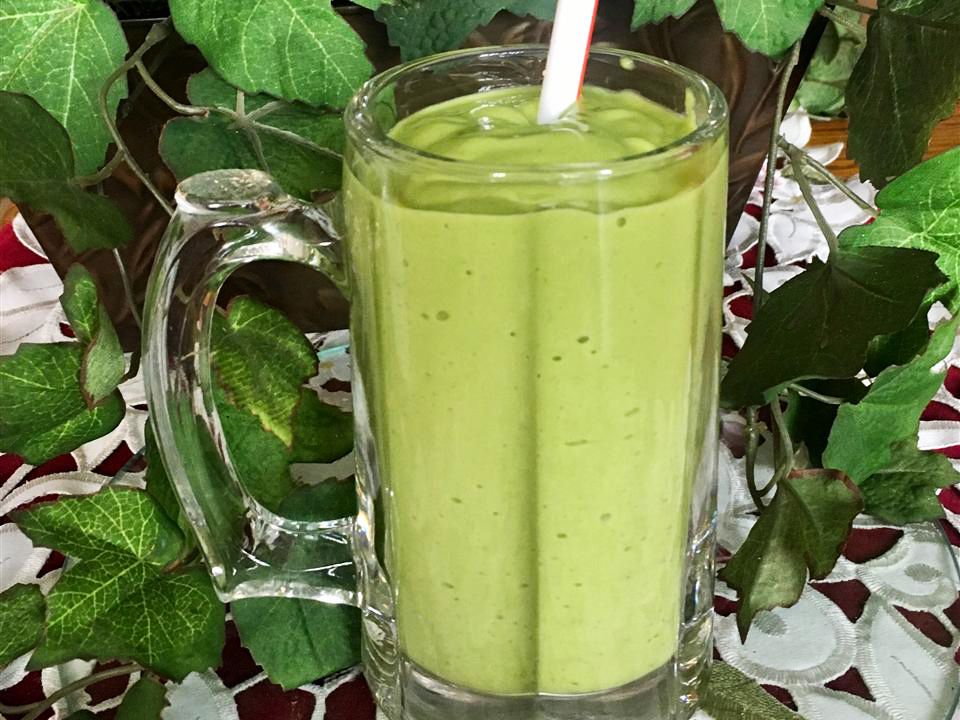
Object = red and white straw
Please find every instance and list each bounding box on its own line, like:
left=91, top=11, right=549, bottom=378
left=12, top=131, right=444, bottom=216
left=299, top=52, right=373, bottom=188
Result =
left=537, top=0, right=600, bottom=124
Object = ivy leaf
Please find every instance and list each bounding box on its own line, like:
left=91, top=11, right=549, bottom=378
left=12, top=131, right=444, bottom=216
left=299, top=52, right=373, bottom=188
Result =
left=160, top=70, right=344, bottom=199
left=144, top=423, right=196, bottom=550
left=784, top=379, right=868, bottom=467
left=704, top=662, right=806, bottom=719
left=719, top=469, right=862, bottom=640
left=796, top=7, right=865, bottom=116
left=290, top=389, right=353, bottom=464
left=714, top=0, right=824, bottom=57
left=214, top=385, right=295, bottom=511
left=841, top=146, right=960, bottom=302
left=232, top=598, right=360, bottom=690
left=864, top=304, right=934, bottom=377
left=14, top=488, right=224, bottom=680
left=631, top=0, right=696, bottom=29
left=0, top=0, right=128, bottom=174
left=169, top=0, right=372, bottom=108
left=0, top=343, right=125, bottom=465
left=279, top=479, right=357, bottom=522
left=61, top=265, right=124, bottom=405
left=116, top=676, right=167, bottom=720
left=859, top=440, right=959, bottom=524
left=0, top=584, right=45, bottom=667
left=377, top=0, right=555, bottom=61
left=0, top=92, right=131, bottom=251
left=212, top=297, right=317, bottom=448
left=823, top=316, right=959, bottom=484
left=845, top=0, right=960, bottom=186
left=721, top=246, right=944, bottom=408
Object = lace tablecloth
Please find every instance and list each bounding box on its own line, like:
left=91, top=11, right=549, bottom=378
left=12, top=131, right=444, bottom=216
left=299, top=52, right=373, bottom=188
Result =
left=2, top=112, right=959, bottom=720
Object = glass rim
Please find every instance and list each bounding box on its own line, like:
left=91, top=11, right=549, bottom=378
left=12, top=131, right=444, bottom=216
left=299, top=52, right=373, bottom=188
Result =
left=344, top=44, right=728, bottom=180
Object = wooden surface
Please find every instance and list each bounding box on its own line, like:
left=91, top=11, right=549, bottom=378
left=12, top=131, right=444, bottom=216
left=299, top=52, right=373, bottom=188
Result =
left=809, top=103, right=960, bottom=179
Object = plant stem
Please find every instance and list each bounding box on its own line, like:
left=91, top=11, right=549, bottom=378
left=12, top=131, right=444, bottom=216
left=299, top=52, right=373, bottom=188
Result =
left=99, top=21, right=175, bottom=216
left=0, top=700, right=41, bottom=715
left=135, top=60, right=207, bottom=116
left=113, top=249, right=143, bottom=331
left=744, top=407, right=767, bottom=510
left=818, top=5, right=867, bottom=41
left=783, top=142, right=840, bottom=256
left=22, top=664, right=140, bottom=720
left=74, top=152, right=124, bottom=187
left=779, top=138, right=877, bottom=216
left=788, top=382, right=845, bottom=405
left=753, top=42, right=801, bottom=314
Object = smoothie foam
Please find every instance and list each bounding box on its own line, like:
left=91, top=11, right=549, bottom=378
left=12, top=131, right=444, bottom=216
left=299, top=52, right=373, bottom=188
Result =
left=345, top=85, right=726, bottom=695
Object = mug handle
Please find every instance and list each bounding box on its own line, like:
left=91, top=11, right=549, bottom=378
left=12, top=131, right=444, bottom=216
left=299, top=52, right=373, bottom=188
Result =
left=143, top=169, right=357, bottom=605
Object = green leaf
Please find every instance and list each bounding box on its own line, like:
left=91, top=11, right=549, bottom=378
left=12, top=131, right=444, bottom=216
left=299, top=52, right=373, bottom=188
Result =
left=824, top=317, right=959, bottom=484
left=859, top=440, right=959, bottom=524
left=376, top=0, right=555, bottom=61
left=290, top=389, right=353, bottom=464
left=841, top=146, right=960, bottom=302
left=864, top=304, right=934, bottom=377
left=631, top=0, right=696, bottom=28
left=0, top=92, right=132, bottom=251
left=703, top=662, right=806, bottom=719
left=232, top=598, right=360, bottom=690
left=721, top=246, right=944, bottom=408
left=784, top=379, right=868, bottom=467
left=0, top=343, right=125, bottom=465
left=116, top=676, right=167, bottom=720
left=714, top=0, right=824, bottom=56
left=169, top=0, right=372, bottom=108
left=15, top=489, right=224, bottom=680
left=212, top=297, right=317, bottom=447
left=0, top=0, right=128, bottom=174
left=62, top=265, right=125, bottom=405
left=215, top=385, right=295, bottom=511
left=279, top=479, right=357, bottom=522
left=0, top=584, right=45, bottom=667
left=845, top=0, right=960, bottom=186
left=144, top=423, right=196, bottom=550
left=719, top=469, right=862, bottom=640
left=160, top=71, right=345, bottom=199
left=796, top=7, right=865, bottom=116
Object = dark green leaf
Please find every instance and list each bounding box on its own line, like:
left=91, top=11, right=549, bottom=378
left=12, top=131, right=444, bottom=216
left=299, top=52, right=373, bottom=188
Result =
left=841, top=146, right=960, bottom=302
left=232, top=597, right=360, bottom=690
left=824, top=317, right=959, bottom=484
left=279, top=479, right=357, bottom=522
left=169, top=0, right=372, bottom=108
left=796, top=7, right=865, bottom=116
left=784, top=379, right=868, bottom=466
left=215, top=385, right=295, bottom=512
left=0, top=343, right=125, bottom=464
left=212, top=297, right=317, bottom=447
left=631, top=0, right=696, bottom=28
left=719, top=469, right=862, bottom=640
left=720, top=246, right=944, bottom=408
left=116, top=676, right=167, bottom=720
left=0, top=0, right=128, bottom=174
left=864, top=304, right=933, bottom=376
left=377, top=0, right=555, bottom=61
left=290, top=389, right=353, bottom=464
left=0, top=93, right=132, bottom=251
left=845, top=0, right=960, bottom=186
left=16, top=489, right=223, bottom=680
left=860, top=440, right=959, bottom=524
left=703, top=662, right=806, bottom=719
left=61, top=265, right=125, bottom=405
left=714, top=0, right=824, bottom=56
left=0, top=584, right=45, bottom=667
left=160, top=69, right=345, bottom=200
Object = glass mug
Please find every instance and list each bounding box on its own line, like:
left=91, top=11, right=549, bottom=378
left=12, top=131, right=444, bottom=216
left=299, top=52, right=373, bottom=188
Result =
left=144, top=46, right=728, bottom=720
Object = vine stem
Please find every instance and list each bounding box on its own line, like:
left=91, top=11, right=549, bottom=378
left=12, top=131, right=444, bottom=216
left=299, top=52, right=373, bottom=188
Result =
left=779, top=138, right=877, bottom=216
left=817, top=5, right=867, bottom=41
left=99, top=21, right=175, bottom=216
left=782, top=142, right=840, bottom=256
left=134, top=60, right=206, bottom=116
left=74, top=151, right=124, bottom=187
left=759, top=399, right=795, bottom=495
left=744, top=407, right=767, bottom=510
left=113, top=248, right=143, bottom=331
left=788, top=382, right=845, bottom=405
left=21, top=664, right=140, bottom=720
left=753, top=42, right=801, bottom=315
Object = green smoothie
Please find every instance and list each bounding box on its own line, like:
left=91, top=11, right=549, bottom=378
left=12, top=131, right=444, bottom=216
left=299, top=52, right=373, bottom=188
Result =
left=344, top=86, right=726, bottom=696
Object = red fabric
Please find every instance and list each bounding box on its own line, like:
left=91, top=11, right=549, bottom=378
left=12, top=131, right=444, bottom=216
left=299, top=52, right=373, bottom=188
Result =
left=0, top=220, right=46, bottom=272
